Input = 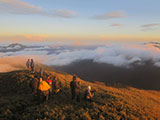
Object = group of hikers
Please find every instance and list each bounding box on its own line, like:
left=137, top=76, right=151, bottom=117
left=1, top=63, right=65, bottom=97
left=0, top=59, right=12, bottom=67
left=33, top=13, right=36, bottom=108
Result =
left=29, top=68, right=61, bottom=101
left=26, top=58, right=35, bottom=73
left=27, top=59, right=95, bottom=102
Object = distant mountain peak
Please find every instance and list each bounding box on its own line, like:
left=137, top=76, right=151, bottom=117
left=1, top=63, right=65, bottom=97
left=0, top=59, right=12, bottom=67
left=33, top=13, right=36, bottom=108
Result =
left=8, top=43, right=25, bottom=47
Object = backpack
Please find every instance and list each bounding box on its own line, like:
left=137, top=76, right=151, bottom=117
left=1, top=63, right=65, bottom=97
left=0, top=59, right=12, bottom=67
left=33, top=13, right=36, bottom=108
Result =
left=39, top=81, right=51, bottom=91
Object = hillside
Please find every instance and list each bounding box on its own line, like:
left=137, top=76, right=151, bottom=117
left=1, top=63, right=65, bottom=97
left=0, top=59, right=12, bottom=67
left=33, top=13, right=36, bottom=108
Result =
left=0, top=68, right=160, bottom=120
left=54, top=60, right=160, bottom=90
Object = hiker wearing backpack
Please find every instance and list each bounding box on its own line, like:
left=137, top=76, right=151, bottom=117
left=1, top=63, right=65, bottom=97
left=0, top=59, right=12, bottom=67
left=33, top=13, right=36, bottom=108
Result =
left=30, top=59, right=34, bottom=73
left=39, top=77, right=51, bottom=101
left=26, top=59, right=31, bottom=72
left=70, top=75, right=80, bottom=102
left=84, top=86, right=94, bottom=102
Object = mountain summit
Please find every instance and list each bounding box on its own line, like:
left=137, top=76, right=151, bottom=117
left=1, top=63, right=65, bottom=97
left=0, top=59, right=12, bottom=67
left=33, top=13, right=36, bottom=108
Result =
left=0, top=66, right=160, bottom=120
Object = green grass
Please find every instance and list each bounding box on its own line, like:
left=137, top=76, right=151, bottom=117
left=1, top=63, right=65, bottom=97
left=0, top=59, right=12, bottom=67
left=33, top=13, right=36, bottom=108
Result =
left=0, top=68, right=160, bottom=120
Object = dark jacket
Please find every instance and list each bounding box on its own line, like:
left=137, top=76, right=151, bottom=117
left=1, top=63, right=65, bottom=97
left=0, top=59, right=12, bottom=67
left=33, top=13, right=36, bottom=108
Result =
left=70, top=80, right=80, bottom=93
left=30, top=61, right=34, bottom=68
left=53, top=80, right=61, bottom=89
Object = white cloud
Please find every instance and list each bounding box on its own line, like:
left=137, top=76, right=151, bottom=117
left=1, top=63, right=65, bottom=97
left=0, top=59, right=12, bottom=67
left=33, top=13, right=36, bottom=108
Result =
left=1, top=42, right=160, bottom=71
left=0, top=0, right=77, bottom=18
left=141, top=23, right=160, bottom=31
left=141, top=23, right=160, bottom=28
left=52, top=9, right=77, bottom=18
left=41, top=43, right=160, bottom=67
left=91, top=11, right=126, bottom=20
left=0, top=0, right=43, bottom=14
left=110, top=23, right=124, bottom=27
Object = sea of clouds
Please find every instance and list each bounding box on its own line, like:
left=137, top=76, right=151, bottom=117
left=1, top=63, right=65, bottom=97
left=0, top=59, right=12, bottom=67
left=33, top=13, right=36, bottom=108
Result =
left=0, top=42, right=160, bottom=72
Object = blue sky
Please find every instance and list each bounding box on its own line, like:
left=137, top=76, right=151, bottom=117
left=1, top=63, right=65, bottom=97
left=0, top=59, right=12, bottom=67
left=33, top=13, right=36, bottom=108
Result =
left=0, top=0, right=160, bottom=44
left=23, top=0, right=159, bottom=17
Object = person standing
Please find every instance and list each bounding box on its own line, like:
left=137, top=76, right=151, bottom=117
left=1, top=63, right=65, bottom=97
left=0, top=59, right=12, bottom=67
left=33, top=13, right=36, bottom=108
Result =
left=70, top=75, right=80, bottom=102
left=30, top=59, right=34, bottom=73
left=46, top=76, right=52, bottom=94
left=39, top=68, right=43, bottom=77
left=26, top=59, right=31, bottom=72
left=29, top=74, right=39, bottom=96
left=52, top=76, right=61, bottom=94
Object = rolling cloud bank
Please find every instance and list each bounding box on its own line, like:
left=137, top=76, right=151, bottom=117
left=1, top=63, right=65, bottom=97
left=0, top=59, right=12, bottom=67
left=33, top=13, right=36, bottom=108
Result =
left=0, top=42, right=160, bottom=72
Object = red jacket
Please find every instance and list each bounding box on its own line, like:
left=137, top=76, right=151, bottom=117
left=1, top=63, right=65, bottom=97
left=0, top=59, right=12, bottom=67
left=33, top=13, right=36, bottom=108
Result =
left=46, top=78, right=52, bottom=84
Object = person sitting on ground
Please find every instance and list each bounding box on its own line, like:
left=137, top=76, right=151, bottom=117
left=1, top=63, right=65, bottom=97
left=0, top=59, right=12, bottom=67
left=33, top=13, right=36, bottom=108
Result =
left=26, top=58, right=31, bottom=72
left=70, top=75, right=80, bottom=102
left=84, top=86, right=94, bottom=102
left=52, top=76, right=61, bottom=94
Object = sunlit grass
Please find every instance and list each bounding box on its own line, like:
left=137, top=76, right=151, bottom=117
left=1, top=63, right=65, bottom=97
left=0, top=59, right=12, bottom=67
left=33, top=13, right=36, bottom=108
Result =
left=0, top=67, right=160, bottom=120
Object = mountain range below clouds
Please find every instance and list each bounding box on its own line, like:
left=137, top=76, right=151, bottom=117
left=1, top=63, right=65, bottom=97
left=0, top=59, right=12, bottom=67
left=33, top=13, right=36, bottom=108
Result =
left=0, top=42, right=102, bottom=57
left=0, top=43, right=41, bottom=53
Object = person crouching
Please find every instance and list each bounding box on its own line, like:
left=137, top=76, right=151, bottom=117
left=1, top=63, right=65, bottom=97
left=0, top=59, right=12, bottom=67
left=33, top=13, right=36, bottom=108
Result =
left=39, top=77, right=51, bottom=101
left=84, top=86, right=94, bottom=102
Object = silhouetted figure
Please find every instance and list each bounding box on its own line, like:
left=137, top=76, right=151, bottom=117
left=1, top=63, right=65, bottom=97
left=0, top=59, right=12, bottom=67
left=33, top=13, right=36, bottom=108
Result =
left=39, top=68, right=43, bottom=77
left=52, top=76, right=61, bottom=94
left=30, top=59, right=34, bottom=73
left=38, top=68, right=48, bottom=80
left=70, top=75, right=80, bottom=102
left=26, top=59, right=31, bottom=72
left=84, top=86, right=94, bottom=102
left=46, top=76, right=52, bottom=94
left=29, top=74, right=39, bottom=96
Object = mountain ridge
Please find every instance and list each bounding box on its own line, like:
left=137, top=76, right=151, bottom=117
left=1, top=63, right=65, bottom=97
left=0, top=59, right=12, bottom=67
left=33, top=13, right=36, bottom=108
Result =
left=54, top=59, right=160, bottom=91
left=0, top=66, right=160, bottom=120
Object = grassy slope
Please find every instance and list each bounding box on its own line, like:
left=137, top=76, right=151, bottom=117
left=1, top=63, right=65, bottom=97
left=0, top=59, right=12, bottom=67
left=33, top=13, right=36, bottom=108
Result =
left=0, top=68, right=160, bottom=120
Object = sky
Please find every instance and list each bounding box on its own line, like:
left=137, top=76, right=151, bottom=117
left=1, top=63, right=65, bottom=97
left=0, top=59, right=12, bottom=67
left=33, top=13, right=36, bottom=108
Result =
left=0, top=0, right=160, bottom=44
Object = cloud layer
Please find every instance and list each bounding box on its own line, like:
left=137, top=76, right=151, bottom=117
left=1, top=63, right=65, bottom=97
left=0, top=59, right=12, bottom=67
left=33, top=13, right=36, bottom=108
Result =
left=0, top=0, right=77, bottom=18
left=45, top=43, right=160, bottom=67
left=1, top=42, right=160, bottom=73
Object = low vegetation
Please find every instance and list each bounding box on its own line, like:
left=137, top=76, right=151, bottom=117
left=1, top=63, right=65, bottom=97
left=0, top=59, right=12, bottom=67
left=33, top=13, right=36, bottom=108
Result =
left=0, top=68, right=160, bottom=120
